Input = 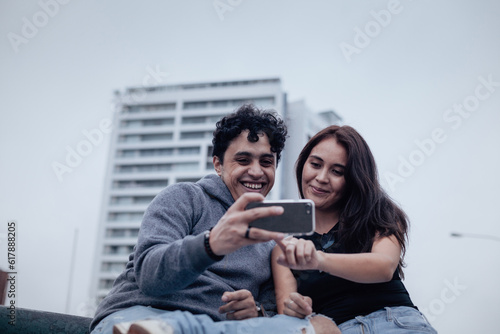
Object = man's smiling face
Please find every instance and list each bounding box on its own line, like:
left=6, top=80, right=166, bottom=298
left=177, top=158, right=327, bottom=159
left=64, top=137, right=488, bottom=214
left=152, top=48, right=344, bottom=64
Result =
left=213, top=130, right=276, bottom=200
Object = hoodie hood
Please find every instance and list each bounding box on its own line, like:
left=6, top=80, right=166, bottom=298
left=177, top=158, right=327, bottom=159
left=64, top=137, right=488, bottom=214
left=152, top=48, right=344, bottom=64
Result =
left=196, top=174, right=235, bottom=210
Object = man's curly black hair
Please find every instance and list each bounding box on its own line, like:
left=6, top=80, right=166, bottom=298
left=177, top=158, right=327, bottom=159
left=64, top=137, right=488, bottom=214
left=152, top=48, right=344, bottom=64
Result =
left=212, top=104, right=288, bottom=165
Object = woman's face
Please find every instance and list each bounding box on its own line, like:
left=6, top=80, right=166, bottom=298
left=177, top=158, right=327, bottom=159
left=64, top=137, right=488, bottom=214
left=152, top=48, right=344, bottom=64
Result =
left=301, top=137, right=347, bottom=213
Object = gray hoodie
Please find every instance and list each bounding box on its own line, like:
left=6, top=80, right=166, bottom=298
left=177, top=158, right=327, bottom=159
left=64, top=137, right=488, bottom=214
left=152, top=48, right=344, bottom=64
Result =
left=90, top=174, right=276, bottom=331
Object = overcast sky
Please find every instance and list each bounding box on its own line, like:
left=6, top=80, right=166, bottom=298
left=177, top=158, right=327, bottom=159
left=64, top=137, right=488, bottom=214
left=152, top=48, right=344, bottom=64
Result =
left=1, top=1, right=499, bottom=332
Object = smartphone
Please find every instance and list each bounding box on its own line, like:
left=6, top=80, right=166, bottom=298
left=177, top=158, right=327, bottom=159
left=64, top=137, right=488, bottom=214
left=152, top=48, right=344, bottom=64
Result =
left=246, top=199, right=315, bottom=235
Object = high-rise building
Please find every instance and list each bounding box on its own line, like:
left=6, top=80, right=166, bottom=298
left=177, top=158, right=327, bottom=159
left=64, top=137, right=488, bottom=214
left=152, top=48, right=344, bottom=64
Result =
left=90, top=78, right=341, bottom=304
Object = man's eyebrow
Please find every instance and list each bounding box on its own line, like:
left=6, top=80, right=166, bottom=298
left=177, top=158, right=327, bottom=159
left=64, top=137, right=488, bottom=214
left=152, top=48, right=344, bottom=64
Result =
left=234, top=152, right=275, bottom=160
left=234, top=151, right=253, bottom=158
left=260, top=153, right=275, bottom=160
left=309, top=155, right=345, bottom=168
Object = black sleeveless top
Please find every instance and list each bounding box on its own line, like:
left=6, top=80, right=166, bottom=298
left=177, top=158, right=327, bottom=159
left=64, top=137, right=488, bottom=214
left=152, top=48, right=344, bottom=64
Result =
left=293, top=224, right=416, bottom=325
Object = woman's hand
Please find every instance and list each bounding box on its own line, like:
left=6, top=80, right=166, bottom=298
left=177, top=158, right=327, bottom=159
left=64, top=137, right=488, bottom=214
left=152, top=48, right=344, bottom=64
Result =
left=277, top=234, right=402, bottom=284
left=218, top=289, right=259, bottom=320
left=275, top=237, right=323, bottom=271
left=283, top=292, right=313, bottom=318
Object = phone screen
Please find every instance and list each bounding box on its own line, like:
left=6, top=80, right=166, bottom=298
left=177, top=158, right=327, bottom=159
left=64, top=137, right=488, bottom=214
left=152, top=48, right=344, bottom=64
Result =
left=246, top=200, right=315, bottom=235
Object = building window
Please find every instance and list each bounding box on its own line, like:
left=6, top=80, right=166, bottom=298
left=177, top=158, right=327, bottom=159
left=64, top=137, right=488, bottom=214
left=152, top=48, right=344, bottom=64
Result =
left=142, top=118, right=174, bottom=126
left=117, top=133, right=173, bottom=142
left=208, top=115, right=225, bottom=123
left=178, top=147, right=200, bottom=155
left=119, top=134, right=140, bottom=143
left=251, top=97, right=275, bottom=106
left=180, top=131, right=211, bottom=140
left=106, top=228, right=140, bottom=238
left=181, top=115, right=225, bottom=124
left=141, top=133, right=173, bottom=141
left=99, top=279, right=115, bottom=290
left=101, top=262, right=126, bottom=272
left=120, top=120, right=142, bottom=128
left=110, top=196, right=155, bottom=205
left=140, top=148, right=174, bottom=157
left=104, top=245, right=134, bottom=255
left=118, top=133, right=173, bottom=142
left=117, top=147, right=200, bottom=158
left=116, top=164, right=170, bottom=173
left=172, top=162, right=199, bottom=171
left=117, top=148, right=174, bottom=158
left=120, top=118, right=174, bottom=128
left=117, top=150, right=137, bottom=158
left=183, top=101, right=208, bottom=110
left=182, top=97, right=275, bottom=110
left=211, top=100, right=229, bottom=108
left=108, top=212, right=144, bottom=222
left=106, top=229, right=126, bottom=238
left=112, top=179, right=169, bottom=189
left=181, top=116, right=206, bottom=124
left=122, top=103, right=176, bottom=113
left=115, top=162, right=198, bottom=173
left=176, top=177, right=201, bottom=183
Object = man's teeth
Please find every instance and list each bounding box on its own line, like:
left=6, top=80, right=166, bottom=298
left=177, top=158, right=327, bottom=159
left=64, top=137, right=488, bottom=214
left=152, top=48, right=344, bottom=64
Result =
left=243, top=183, right=262, bottom=189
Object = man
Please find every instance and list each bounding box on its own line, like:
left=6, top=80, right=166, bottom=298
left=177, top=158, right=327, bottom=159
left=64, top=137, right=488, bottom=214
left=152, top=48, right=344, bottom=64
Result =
left=90, top=104, right=339, bottom=334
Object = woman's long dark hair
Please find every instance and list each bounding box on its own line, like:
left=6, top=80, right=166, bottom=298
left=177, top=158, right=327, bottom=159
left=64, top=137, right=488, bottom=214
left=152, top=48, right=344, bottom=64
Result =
left=296, top=125, right=409, bottom=278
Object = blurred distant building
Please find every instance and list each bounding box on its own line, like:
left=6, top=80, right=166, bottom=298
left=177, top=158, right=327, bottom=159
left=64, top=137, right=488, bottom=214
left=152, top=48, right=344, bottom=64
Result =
left=90, top=78, right=342, bottom=302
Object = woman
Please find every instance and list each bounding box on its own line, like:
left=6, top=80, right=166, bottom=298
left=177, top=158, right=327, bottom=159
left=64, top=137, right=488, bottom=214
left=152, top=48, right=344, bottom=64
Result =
left=272, top=125, right=437, bottom=333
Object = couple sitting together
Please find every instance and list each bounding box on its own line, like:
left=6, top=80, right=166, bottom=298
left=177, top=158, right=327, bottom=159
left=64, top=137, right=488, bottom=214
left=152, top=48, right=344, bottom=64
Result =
left=90, top=104, right=437, bottom=334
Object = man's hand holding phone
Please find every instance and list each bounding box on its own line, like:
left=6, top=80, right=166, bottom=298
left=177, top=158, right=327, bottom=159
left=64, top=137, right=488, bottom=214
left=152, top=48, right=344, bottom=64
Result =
left=209, top=193, right=286, bottom=256
left=246, top=200, right=315, bottom=235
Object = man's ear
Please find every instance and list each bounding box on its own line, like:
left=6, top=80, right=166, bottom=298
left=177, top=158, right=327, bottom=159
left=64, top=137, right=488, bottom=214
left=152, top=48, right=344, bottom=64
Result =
left=213, top=156, right=222, bottom=176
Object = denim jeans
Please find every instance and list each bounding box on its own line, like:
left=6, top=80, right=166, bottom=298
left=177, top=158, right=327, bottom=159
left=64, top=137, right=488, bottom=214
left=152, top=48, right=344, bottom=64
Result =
left=91, top=305, right=314, bottom=334
left=338, top=306, right=437, bottom=334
